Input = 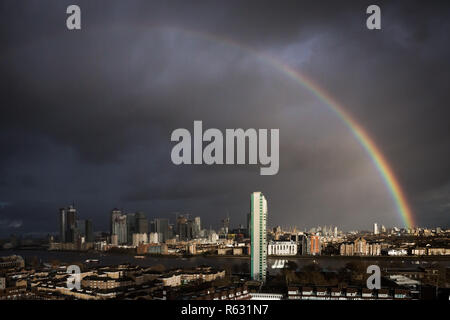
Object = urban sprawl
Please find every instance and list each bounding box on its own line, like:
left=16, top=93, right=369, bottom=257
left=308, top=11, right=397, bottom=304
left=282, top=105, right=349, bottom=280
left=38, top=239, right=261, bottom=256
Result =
left=1, top=192, right=449, bottom=300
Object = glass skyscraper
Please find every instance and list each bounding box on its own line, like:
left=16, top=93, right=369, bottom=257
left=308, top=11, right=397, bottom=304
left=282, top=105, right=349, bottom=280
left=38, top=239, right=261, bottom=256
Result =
left=59, top=205, right=77, bottom=243
left=155, top=218, right=169, bottom=243
left=250, top=192, right=268, bottom=283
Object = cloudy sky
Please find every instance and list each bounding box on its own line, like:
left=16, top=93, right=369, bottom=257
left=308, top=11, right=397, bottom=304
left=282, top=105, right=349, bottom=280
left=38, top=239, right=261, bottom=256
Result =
left=0, top=1, right=449, bottom=236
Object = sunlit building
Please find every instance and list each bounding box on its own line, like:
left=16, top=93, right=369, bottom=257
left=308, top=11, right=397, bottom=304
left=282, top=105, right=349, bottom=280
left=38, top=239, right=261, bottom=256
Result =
left=250, top=192, right=268, bottom=282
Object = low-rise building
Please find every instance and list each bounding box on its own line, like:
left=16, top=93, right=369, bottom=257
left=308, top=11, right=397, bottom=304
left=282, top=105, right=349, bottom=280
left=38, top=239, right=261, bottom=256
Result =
left=268, top=241, right=297, bottom=256
left=0, top=255, right=25, bottom=269
left=159, top=273, right=181, bottom=287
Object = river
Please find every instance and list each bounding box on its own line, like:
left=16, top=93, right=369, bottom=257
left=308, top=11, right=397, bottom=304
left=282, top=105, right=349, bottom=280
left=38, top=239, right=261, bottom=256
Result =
left=1, top=250, right=449, bottom=275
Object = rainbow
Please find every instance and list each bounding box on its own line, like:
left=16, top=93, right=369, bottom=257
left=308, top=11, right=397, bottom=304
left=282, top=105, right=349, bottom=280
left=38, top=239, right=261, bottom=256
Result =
left=274, top=62, right=416, bottom=229
left=147, top=26, right=415, bottom=229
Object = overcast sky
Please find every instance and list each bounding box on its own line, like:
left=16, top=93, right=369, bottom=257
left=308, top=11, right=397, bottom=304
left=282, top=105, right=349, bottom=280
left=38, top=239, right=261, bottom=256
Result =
left=0, top=1, right=449, bottom=236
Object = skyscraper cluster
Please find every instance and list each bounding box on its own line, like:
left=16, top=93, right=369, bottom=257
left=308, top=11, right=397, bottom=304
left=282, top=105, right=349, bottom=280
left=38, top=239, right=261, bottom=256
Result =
left=59, top=205, right=93, bottom=244
left=175, top=215, right=202, bottom=241
left=109, top=209, right=202, bottom=245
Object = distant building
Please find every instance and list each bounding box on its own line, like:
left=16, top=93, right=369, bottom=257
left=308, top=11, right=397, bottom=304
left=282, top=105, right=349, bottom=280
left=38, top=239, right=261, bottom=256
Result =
left=412, top=247, right=427, bottom=256
left=148, top=219, right=156, bottom=233
left=388, top=248, right=408, bottom=256
left=0, top=255, right=25, bottom=269
left=135, top=212, right=148, bottom=234
left=374, top=223, right=379, bottom=235
left=268, top=241, right=297, bottom=256
left=110, top=234, right=118, bottom=246
left=340, top=238, right=381, bottom=256
left=132, top=233, right=148, bottom=246
left=85, top=219, right=94, bottom=243
left=187, top=243, right=197, bottom=255
left=368, top=242, right=381, bottom=256
left=126, top=213, right=136, bottom=244
left=208, top=231, right=219, bottom=243
left=155, top=218, right=169, bottom=243
left=59, top=205, right=77, bottom=243
left=193, top=217, right=201, bottom=238
left=75, top=219, right=86, bottom=242
left=149, top=232, right=159, bottom=244
left=354, top=237, right=367, bottom=255
left=340, top=242, right=354, bottom=256
left=302, top=235, right=321, bottom=255
left=177, top=215, right=194, bottom=241
left=111, top=209, right=128, bottom=245
left=145, top=243, right=169, bottom=255
left=427, top=248, right=450, bottom=255
left=110, top=209, right=122, bottom=238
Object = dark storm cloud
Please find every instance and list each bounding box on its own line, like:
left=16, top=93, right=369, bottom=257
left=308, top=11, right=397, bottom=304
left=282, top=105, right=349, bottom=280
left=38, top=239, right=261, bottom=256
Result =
left=0, top=1, right=449, bottom=236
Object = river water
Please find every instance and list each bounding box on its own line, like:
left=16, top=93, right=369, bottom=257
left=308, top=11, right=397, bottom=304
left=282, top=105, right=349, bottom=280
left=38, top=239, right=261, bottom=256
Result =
left=2, top=250, right=449, bottom=275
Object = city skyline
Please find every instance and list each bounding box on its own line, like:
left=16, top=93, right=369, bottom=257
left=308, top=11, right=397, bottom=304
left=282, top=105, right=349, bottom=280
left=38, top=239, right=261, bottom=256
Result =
left=1, top=1, right=450, bottom=236
left=50, top=196, right=450, bottom=242
left=1, top=198, right=448, bottom=239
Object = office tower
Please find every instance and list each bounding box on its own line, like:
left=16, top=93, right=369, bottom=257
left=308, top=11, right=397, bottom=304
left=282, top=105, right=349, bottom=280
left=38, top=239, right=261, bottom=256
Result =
left=306, top=235, right=321, bottom=255
left=117, top=215, right=128, bottom=244
left=222, top=214, right=230, bottom=235
left=334, top=226, right=338, bottom=238
left=66, top=205, right=77, bottom=243
left=176, top=215, right=187, bottom=236
left=59, top=205, right=77, bottom=243
left=374, top=223, right=379, bottom=235
left=177, top=215, right=193, bottom=241
left=194, top=216, right=201, bottom=238
left=168, top=224, right=174, bottom=240
left=250, top=192, right=267, bottom=283
left=59, top=208, right=66, bottom=243
left=136, top=212, right=148, bottom=234
left=126, top=213, right=136, bottom=244
left=155, top=218, right=169, bottom=243
left=149, top=219, right=156, bottom=233
left=110, top=209, right=122, bottom=236
left=111, top=209, right=127, bottom=245
left=187, top=220, right=194, bottom=240
left=75, top=219, right=86, bottom=241
left=300, top=235, right=307, bottom=255
left=85, top=219, right=94, bottom=243
left=178, top=221, right=193, bottom=241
